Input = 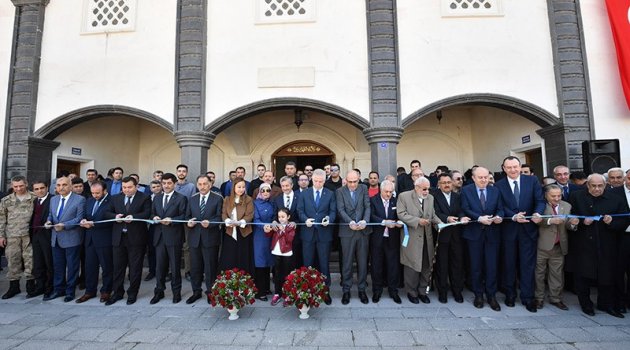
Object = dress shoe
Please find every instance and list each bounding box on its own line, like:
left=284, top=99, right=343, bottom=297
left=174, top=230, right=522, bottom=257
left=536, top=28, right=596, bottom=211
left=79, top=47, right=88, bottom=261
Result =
left=42, top=291, right=65, bottom=301
left=144, top=272, right=155, bottom=281
left=100, top=293, right=111, bottom=303
left=581, top=306, right=595, bottom=316
left=525, top=301, right=538, bottom=313
left=549, top=301, right=568, bottom=311
left=505, top=296, right=515, bottom=307
left=186, top=292, right=202, bottom=304
left=407, top=293, right=420, bottom=304
left=419, top=295, right=431, bottom=304
left=324, top=293, right=332, bottom=305
left=104, top=294, right=122, bottom=306
left=26, top=289, right=44, bottom=299
left=390, top=292, right=402, bottom=304
left=488, top=298, right=501, bottom=311
left=341, top=292, right=351, bottom=305
left=453, top=291, right=464, bottom=303
left=173, top=293, right=182, bottom=304
left=150, top=292, right=164, bottom=305
left=358, top=291, right=369, bottom=304
left=473, top=296, right=484, bottom=309
left=64, top=295, right=75, bottom=302
left=438, top=292, right=447, bottom=304
left=598, top=307, right=625, bottom=318
left=75, top=293, right=95, bottom=303
left=372, top=291, right=382, bottom=303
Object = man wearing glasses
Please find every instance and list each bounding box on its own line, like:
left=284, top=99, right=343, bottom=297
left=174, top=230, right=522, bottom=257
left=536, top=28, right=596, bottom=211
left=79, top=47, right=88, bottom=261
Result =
left=451, top=170, right=464, bottom=193
left=303, top=165, right=314, bottom=181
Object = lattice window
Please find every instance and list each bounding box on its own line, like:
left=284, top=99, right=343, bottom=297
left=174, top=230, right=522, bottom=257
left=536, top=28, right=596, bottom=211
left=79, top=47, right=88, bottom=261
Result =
left=256, top=0, right=316, bottom=24
left=82, top=0, right=137, bottom=33
left=441, top=0, right=503, bottom=17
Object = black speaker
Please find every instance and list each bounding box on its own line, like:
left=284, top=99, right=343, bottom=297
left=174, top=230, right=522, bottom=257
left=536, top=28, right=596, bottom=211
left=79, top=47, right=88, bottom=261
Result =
left=582, top=139, right=620, bottom=174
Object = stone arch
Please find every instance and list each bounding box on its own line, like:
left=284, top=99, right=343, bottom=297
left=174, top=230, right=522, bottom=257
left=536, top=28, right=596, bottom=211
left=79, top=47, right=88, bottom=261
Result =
left=205, top=97, right=370, bottom=134
left=33, top=105, right=174, bottom=139
left=401, top=93, right=558, bottom=128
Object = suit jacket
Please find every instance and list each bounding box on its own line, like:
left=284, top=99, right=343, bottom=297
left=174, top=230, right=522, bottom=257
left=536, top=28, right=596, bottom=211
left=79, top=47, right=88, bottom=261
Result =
left=557, top=182, right=582, bottom=202
left=496, top=175, right=545, bottom=241
left=30, top=195, right=52, bottom=236
left=152, top=191, right=188, bottom=247
left=336, top=185, right=371, bottom=237
left=84, top=194, right=113, bottom=247
left=48, top=193, right=86, bottom=248
left=460, top=184, right=504, bottom=242
left=536, top=201, right=572, bottom=254
left=432, top=190, right=465, bottom=243
left=104, top=191, right=152, bottom=247
left=370, top=194, right=400, bottom=247
left=396, top=191, right=442, bottom=272
left=297, top=187, right=337, bottom=243
left=187, top=191, right=223, bottom=248
left=272, top=191, right=300, bottom=219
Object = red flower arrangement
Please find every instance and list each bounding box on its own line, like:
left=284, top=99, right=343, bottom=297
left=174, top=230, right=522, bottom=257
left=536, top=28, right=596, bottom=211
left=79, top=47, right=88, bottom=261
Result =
left=209, top=268, right=257, bottom=310
left=282, top=266, right=328, bottom=309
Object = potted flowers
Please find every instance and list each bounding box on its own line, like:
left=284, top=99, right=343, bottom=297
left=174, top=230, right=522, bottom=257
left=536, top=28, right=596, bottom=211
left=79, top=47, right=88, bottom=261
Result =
left=209, top=268, right=257, bottom=320
left=282, top=266, right=328, bottom=319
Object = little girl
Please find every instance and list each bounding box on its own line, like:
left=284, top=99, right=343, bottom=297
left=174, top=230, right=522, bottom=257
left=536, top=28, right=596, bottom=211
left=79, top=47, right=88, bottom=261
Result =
left=264, top=208, right=296, bottom=306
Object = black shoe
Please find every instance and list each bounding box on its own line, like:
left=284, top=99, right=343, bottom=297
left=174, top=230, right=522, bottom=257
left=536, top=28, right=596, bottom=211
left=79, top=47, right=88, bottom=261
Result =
left=2, top=280, right=21, bottom=299
left=144, top=273, right=155, bottom=281
left=419, top=295, right=430, bottom=304
left=598, top=307, right=624, bottom=318
left=186, top=292, right=202, bottom=304
left=358, top=291, right=369, bottom=304
left=63, top=295, right=75, bottom=302
left=525, top=301, right=538, bottom=313
left=324, top=293, right=332, bottom=305
left=474, top=296, right=484, bottom=309
left=341, top=292, right=350, bottom=305
left=372, top=291, right=382, bottom=303
left=453, top=291, right=464, bottom=303
left=438, top=292, right=447, bottom=304
left=26, top=289, right=44, bottom=299
left=126, top=296, right=137, bottom=305
left=42, top=291, right=65, bottom=301
left=256, top=294, right=268, bottom=302
left=488, top=298, right=501, bottom=311
left=172, top=293, right=181, bottom=304
left=25, top=279, right=36, bottom=296
left=505, top=296, right=515, bottom=307
left=150, top=292, right=164, bottom=305
left=390, top=292, right=402, bottom=304
left=407, top=293, right=420, bottom=304
left=105, top=294, right=122, bottom=306
left=581, top=306, right=595, bottom=316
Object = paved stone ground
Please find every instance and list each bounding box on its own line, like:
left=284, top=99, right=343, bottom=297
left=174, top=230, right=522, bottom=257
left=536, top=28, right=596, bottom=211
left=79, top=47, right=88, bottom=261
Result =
left=1, top=270, right=630, bottom=349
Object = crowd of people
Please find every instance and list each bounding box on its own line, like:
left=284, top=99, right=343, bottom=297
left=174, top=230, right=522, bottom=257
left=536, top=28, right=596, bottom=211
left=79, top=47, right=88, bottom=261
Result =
left=1, top=159, right=629, bottom=319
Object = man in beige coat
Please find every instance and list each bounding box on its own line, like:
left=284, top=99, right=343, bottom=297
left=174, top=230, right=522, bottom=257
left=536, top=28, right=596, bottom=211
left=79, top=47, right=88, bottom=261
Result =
left=397, top=177, right=442, bottom=304
left=534, top=184, right=578, bottom=310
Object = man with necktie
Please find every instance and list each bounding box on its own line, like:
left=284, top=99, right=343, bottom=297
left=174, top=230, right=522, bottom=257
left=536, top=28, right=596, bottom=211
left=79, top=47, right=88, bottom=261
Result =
left=553, top=165, right=581, bottom=201
left=103, top=176, right=151, bottom=305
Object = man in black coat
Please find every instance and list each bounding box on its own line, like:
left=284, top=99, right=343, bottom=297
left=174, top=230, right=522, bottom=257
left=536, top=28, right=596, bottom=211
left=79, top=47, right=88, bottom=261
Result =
left=609, top=168, right=630, bottom=312
left=186, top=174, right=223, bottom=304
left=103, top=176, right=152, bottom=305
left=29, top=180, right=53, bottom=298
left=151, top=173, right=188, bottom=304
left=569, top=173, right=629, bottom=318
left=432, top=173, right=469, bottom=304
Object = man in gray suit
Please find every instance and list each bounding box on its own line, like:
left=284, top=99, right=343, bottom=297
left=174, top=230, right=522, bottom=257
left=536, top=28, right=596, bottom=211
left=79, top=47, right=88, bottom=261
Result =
left=43, top=177, right=86, bottom=302
left=336, top=170, right=371, bottom=304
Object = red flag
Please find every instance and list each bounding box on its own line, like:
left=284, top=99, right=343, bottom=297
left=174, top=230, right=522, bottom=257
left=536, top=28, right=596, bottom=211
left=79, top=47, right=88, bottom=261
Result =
left=606, top=0, right=630, bottom=110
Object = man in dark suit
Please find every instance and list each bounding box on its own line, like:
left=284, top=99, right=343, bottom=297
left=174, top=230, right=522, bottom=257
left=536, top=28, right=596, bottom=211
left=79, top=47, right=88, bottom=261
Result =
left=552, top=165, right=582, bottom=201
left=273, top=176, right=302, bottom=267
left=432, top=173, right=468, bottom=304
left=336, top=170, right=371, bottom=305
left=609, top=169, right=630, bottom=313
left=77, top=181, right=113, bottom=303
left=397, top=160, right=421, bottom=194
left=44, top=176, right=86, bottom=302
left=29, top=180, right=54, bottom=298
left=103, top=176, right=152, bottom=305
left=186, top=174, right=223, bottom=304
left=370, top=179, right=402, bottom=304
left=297, top=168, right=336, bottom=304
left=150, top=173, right=188, bottom=304
left=461, top=166, right=503, bottom=311
left=496, top=156, right=545, bottom=313
left=82, top=169, right=99, bottom=198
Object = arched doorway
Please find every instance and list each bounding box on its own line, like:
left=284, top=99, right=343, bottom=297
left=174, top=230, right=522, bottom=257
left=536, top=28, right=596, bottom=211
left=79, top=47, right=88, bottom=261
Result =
left=272, top=141, right=335, bottom=176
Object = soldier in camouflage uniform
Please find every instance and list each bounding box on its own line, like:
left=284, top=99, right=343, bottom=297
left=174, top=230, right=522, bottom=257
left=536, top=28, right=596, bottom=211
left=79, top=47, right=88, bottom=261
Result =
left=0, top=175, right=37, bottom=299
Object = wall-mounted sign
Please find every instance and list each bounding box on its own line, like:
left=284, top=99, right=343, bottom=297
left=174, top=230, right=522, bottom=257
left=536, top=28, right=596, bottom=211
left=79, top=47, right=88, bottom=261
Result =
left=71, top=147, right=82, bottom=156
left=380, top=143, right=387, bottom=149
left=521, top=135, right=531, bottom=144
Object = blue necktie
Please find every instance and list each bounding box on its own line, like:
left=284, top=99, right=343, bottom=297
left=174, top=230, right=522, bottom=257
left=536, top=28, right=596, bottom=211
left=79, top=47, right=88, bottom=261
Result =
left=315, top=190, right=321, bottom=208
left=350, top=190, right=355, bottom=204
left=513, top=181, right=520, bottom=207
left=479, top=189, right=486, bottom=211
left=200, top=195, right=206, bottom=215
left=562, top=185, right=569, bottom=199
left=92, top=200, right=100, bottom=216
left=58, top=197, right=66, bottom=218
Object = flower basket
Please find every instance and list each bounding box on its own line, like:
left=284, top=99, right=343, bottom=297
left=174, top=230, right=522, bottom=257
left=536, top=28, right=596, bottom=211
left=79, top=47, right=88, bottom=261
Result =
left=282, top=266, right=328, bottom=314
left=209, top=268, right=257, bottom=318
